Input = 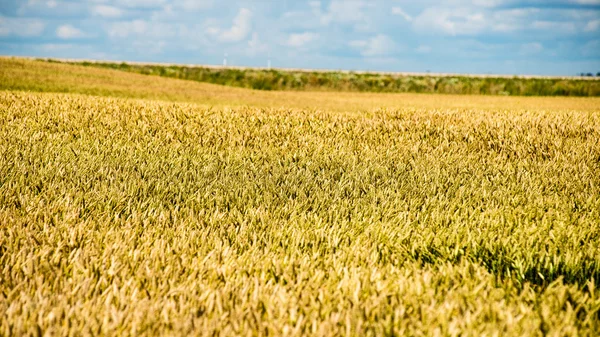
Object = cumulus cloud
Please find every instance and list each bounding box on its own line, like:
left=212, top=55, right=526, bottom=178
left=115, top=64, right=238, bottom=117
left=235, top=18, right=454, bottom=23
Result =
left=489, top=8, right=538, bottom=32
left=207, top=8, right=252, bottom=43
left=471, top=0, right=505, bottom=7
left=584, top=19, right=600, bottom=32
left=0, top=16, right=45, bottom=37
left=392, top=7, right=413, bottom=22
left=92, top=5, right=122, bottom=18
left=531, top=20, right=576, bottom=33
left=570, top=0, right=600, bottom=4
left=21, top=0, right=59, bottom=10
left=116, top=0, right=167, bottom=8
left=413, top=7, right=487, bottom=36
left=349, top=34, right=397, bottom=57
left=412, top=6, right=583, bottom=36
left=56, top=24, right=85, bottom=39
left=247, top=32, right=269, bottom=56
left=107, top=20, right=179, bottom=40
left=286, top=32, right=318, bottom=48
left=2, top=0, right=597, bottom=75
left=315, top=0, right=372, bottom=25
left=175, top=0, right=214, bottom=10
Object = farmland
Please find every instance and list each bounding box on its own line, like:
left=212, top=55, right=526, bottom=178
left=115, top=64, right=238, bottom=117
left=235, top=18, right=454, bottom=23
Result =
left=1, top=58, right=600, bottom=336
left=49, top=58, right=600, bottom=96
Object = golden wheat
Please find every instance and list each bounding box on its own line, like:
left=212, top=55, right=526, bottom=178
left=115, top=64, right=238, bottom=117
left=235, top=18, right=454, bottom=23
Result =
left=0, top=59, right=599, bottom=336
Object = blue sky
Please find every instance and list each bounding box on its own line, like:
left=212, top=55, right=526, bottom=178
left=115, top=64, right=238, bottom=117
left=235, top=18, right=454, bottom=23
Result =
left=1, top=0, right=599, bottom=75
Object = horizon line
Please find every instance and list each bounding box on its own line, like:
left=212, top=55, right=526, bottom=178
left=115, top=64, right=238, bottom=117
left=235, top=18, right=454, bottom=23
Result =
left=3, top=55, right=599, bottom=81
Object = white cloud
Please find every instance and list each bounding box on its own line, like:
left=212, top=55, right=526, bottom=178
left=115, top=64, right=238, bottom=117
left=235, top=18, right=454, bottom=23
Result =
left=18, top=0, right=83, bottom=16
left=108, top=20, right=148, bottom=38
left=107, top=20, right=179, bottom=40
left=150, top=0, right=213, bottom=15
left=286, top=32, right=318, bottom=48
left=116, top=0, right=166, bottom=8
left=247, top=32, right=269, bottom=56
left=279, top=11, right=319, bottom=30
left=309, top=1, right=321, bottom=11
left=92, top=5, right=122, bottom=18
left=570, top=0, right=600, bottom=4
left=471, top=0, right=505, bottom=7
left=562, top=8, right=600, bottom=21
left=349, top=34, right=397, bottom=57
left=584, top=19, right=600, bottom=32
left=175, top=0, right=213, bottom=11
left=413, top=7, right=487, bottom=36
left=412, top=6, right=584, bottom=36
left=207, top=8, right=252, bottom=43
left=392, top=7, right=413, bottom=22
left=318, top=0, right=372, bottom=25
left=22, top=0, right=59, bottom=9
left=56, top=24, right=85, bottom=39
left=531, top=20, right=577, bottom=33
left=489, top=8, right=538, bottom=32
left=0, top=16, right=45, bottom=37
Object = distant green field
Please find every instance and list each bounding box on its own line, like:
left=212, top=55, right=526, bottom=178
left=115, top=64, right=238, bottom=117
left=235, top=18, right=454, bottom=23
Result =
left=50, top=58, right=600, bottom=96
left=1, top=58, right=599, bottom=336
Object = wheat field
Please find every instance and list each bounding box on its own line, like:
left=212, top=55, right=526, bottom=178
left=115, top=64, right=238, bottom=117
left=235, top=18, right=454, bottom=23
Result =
left=1, top=58, right=600, bottom=336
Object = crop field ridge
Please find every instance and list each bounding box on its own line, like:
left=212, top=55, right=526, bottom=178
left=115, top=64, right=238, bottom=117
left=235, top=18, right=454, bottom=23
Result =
left=20, top=56, right=600, bottom=97
left=1, top=59, right=600, bottom=336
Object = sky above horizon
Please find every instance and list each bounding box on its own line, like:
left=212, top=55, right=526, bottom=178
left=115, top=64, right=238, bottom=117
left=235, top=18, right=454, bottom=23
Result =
left=1, top=0, right=599, bottom=75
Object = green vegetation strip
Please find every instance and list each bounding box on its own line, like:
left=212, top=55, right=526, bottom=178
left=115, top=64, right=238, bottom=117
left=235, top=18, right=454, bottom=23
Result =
left=58, top=59, right=600, bottom=96
left=1, top=91, right=599, bottom=335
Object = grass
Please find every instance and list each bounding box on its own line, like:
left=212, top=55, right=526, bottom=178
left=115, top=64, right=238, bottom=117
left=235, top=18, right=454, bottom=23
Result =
left=2, top=58, right=599, bottom=113
left=51, top=58, right=600, bottom=97
left=1, top=57, right=600, bottom=336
